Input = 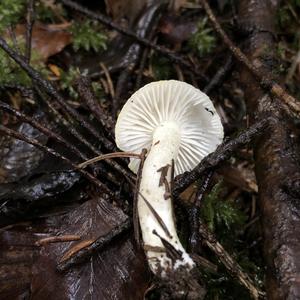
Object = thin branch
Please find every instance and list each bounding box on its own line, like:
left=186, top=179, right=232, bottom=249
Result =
left=78, top=152, right=141, bottom=169
left=0, top=124, right=112, bottom=194
left=188, top=170, right=214, bottom=253
left=201, top=0, right=300, bottom=117
left=57, top=219, right=131, bottom=272
left=173, top=117, right=272, bottom=197
left=199, top=222, right=264, bottom=299
left=75, top=76, right=114, bottom=135
left=133, top=148, right=147, bottom=246
left=35, top=235, right=81, bottom=246
left=25, top=0, right=35, bottom=63
left=141, top=195, right=172, bottom=239
left=0, top=100, right=88, bottom=162
left=203, top=54, right=233, bottom=94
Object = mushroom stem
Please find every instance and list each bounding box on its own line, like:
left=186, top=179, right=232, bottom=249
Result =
left=138, top=121, right=195, bottom=275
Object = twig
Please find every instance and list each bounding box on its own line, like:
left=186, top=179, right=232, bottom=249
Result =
left=133, top=149, right=147, bottom=246
left=57, top=219, right=131, bottom=272
left=60, top=0, right=207, bottom=80
left=203, top=54, right=233, bottom=94
left=199, top=222, right=264, bottom=299
left=100, top=62, right=115, bottom=98
left=142, top=195, right=172, bottom=239
left=78, top=152, right=141, bottom=169
left=135, top=17, right=160, bottom=90
left=201, top=0, right=300, bottom=117
left=75, top=76, right=114, bottom=135
left=25, top=0, right=35, bottom=63
left=7, top=26, right=21, bottom=55
left=173, top=117, right=272, bottom=197
left=0, top=100, right=89, bottom=162
left=188, top=170, right=214, bottom=253
left=35, top=235, right=80, bottom=246
left=34, top=87, right=103, bottom=158
left=0, top=124, right=112, bottom=194
left=0, top=84, right=34, bottom=99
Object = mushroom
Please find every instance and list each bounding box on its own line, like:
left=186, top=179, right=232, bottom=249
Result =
left=115, top=80, right=223, bottom=277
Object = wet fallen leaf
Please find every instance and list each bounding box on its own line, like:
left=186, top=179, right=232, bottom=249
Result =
left=31, top=197, right=150, bottom=300
left=0, top=197, right=150, bottom=299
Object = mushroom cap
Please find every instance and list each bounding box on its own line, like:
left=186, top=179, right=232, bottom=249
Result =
left=115, top=80, right=223, bottom=176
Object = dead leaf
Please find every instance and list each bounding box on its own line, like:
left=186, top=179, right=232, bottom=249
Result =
left=0, top=197, right=150, bottom=299
left=14, top=22, right=72, bottom=61
left=30, top=197, right=150, bottom=300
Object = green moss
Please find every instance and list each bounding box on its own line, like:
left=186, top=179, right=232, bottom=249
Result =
left=188, top=18, right=216, bottom=57
left=0, top=38, right=48, bottom=86
left=35, top=1, right=66, bottom=23
left=0, top=0, right=26, bottom=33
left=201, top=180, right=246, bottom=233
left=60, top=67, right=104, bottom=99
left=70, top=20, right=107, bottom=52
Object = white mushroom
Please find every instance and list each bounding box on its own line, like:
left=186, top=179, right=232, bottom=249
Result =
left=115, top=80, right=223, bottom=276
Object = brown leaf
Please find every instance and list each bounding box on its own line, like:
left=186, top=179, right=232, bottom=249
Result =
left=30, top=197, right=150, bottom=300
left=0, top=197, right=150, bottom=300
left=14, top=22, right=72, bottom=61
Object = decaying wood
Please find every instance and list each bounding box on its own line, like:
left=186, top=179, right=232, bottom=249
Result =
left=236, top=1, right=300, bottom=299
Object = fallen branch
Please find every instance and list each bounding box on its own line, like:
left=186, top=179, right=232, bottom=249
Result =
left=199, top=222, right=264, bottom=299
left=25, top=0, right=35, bottom=63
left=201, top=0, right=300, bottom=117
left=174, top=117, right=272, bottom=197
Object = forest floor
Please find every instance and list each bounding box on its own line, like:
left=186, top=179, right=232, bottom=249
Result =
left=0, top=0, right=300, bottom=299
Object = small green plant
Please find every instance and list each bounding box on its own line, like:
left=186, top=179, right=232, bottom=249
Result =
left=188, top=18, right=216, bottom=57
left=0, top=0, right=26, bottom=33
left=0, top=38, right=48, bottom=86
left=60, top=67, right=103, bottom=99
left=70, top=20, right=107, bottom=52
left=60, top=67, right=83, bottom=98
left=35, top=1, right=66, bottom=23
left=201, top=180, right=246, bottom=232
